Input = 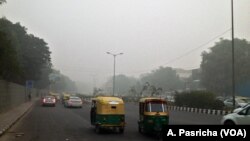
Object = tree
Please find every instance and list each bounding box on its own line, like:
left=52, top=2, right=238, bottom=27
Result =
left=0, top=31, right=21, bottom=82
left=139, top=82, right=162, bottom=97
left=93, top=88, right=102, bottom=96
left=104, top=74, right=137, bottom=96
left=128, top=86, right=137, bottom=96
left=0, top=18, right=52, bottom=86
left=35, top=67, right=52, bottom=89
left=201, top=38, right=250, bottom=96
left=49, top=70, right=77, bottom=93
left=50, top=69, right=77, bottom=92
left=140, top=82, right=150, bottom=96
left=0, top=0, right=6, bottom=5
left=140, top=66, right=183, bottom=91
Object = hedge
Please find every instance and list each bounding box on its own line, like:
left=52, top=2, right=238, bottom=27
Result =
left=174, top=91, right=224, bottom=110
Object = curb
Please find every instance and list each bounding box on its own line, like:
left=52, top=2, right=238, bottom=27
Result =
left=167, top=106, right=233, bottom=115
left=0, top=101, right=35, bottom=137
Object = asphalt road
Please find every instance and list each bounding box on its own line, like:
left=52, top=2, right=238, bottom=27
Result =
left=0, top=101, right=222, bottom=141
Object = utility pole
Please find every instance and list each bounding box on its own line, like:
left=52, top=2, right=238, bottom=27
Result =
left=231, top=0, right=236, bottom=109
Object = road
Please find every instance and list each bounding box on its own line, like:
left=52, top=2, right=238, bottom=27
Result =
left=0, top=101, right=222, bottom=141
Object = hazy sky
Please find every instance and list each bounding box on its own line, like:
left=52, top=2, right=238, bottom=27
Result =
left=0, top=0, right=249, bottom=88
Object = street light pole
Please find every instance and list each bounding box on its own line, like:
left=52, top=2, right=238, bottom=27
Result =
left=107, top=52, right=123, bottom=96
left=231, top=0, right=235, bottom=109
left=113, top=55, right=116, bottom=97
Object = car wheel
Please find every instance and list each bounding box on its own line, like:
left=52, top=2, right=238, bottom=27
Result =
left=224, top=120, right=235, bottom=125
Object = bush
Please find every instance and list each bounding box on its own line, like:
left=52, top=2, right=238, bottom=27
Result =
left=211, top=99, right=224, bottom=110
left=174, top=91, right=224, bottom=110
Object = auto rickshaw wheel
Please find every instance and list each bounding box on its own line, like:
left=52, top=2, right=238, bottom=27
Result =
left=119, top=127, right=124, bottom=134
left=95, top=125, right=101, bottom=134
left=138, top=125, right=143, bottom=134
left=156, top=132, right=162, bottom=140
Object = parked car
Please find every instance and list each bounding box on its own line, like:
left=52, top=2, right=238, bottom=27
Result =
left=224, top=96, right=250, bottom=108
left=165, top=95, right=175, bottom=103
left=64, top=96, right=83, bottom=108
left=221, top=104, right=250, bottom=125
left=41, top=96, right=56, bottom=107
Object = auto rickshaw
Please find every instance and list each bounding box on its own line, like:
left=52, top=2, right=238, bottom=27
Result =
left=62, top=93, right=70, bottom=104
left=138, top=97, right=169, bottom=137
left=49, top=92, right=60, bottom=102
left=90, top=96, right=125, bottom=133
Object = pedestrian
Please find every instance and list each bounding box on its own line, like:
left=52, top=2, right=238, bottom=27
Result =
left=28, top=93, right=31, bottom=101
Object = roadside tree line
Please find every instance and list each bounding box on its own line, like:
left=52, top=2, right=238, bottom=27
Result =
left=0, top=17, right=77, bottom=91
left=101, top=38, right=250, bottom=98
left=0, top=18, right=51, bottom=88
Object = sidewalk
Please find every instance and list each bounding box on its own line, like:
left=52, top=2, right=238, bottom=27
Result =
left=0, top=100, right=36, bottom=136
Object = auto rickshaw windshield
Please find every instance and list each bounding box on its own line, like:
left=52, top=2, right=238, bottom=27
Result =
left=145, top=102, right=167, bottom=112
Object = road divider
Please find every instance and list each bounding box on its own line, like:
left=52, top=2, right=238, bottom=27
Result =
left=167, top=106, right=233, bottom=115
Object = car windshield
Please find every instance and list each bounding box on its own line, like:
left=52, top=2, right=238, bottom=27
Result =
left=70, top=97, right=81, bottom=100
left=45, top=96, right=55, bottom=99
left=242, top=103, right=250, bottom=108
left=145, top=102, right=167, bottom=112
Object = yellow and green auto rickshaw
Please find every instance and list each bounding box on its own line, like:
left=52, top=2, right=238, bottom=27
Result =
left=49, top=92, right=60, bottom=102
left=138, top=97, right=169, bottom=136
left=62, top=92, right=70, bottom=104
left=90, top=96, right=125, bottom=133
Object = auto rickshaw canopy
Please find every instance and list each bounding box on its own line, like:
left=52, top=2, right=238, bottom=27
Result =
left=139, top=97, right=166, bottom=103
left=139, top=97, right=168, bottom=116
left=92, top=96, right=125, bottom=115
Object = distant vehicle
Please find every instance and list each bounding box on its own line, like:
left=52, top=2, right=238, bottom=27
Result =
left=49, top=92, right=60, bottom=102
left=165, top=95, right=175, bottom=103
left=90, top=96, right=125, bottom=133
left=216, top=96, right=225, bottom=102
left=224, top=96, right=250, bottom=108
left=41, top=96, right=56, bottom=107
left=221, top=104, right=250, bottom=125
left=62, top=93, right=71, bottom=104
left=64, top=96, right=83, bottom=108
left=55, top=95, right=60, bottom=102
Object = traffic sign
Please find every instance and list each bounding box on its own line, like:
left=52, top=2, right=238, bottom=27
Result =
left=26, top=80, right=34, bottom=89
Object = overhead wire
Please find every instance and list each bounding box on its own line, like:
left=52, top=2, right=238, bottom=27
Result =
left=122, top=28, right=232, bottom=75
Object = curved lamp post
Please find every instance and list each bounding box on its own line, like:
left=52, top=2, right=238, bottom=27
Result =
left=106, top=52, right=123, bottom=96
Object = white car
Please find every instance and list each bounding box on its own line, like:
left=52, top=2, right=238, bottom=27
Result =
left=224, top=97, right=250, bottom=108
left=64, top=96, right=83, bottom=108
left=221, top=105, right=250, bottom=125
left=233, top=103, right=250, bottom=113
